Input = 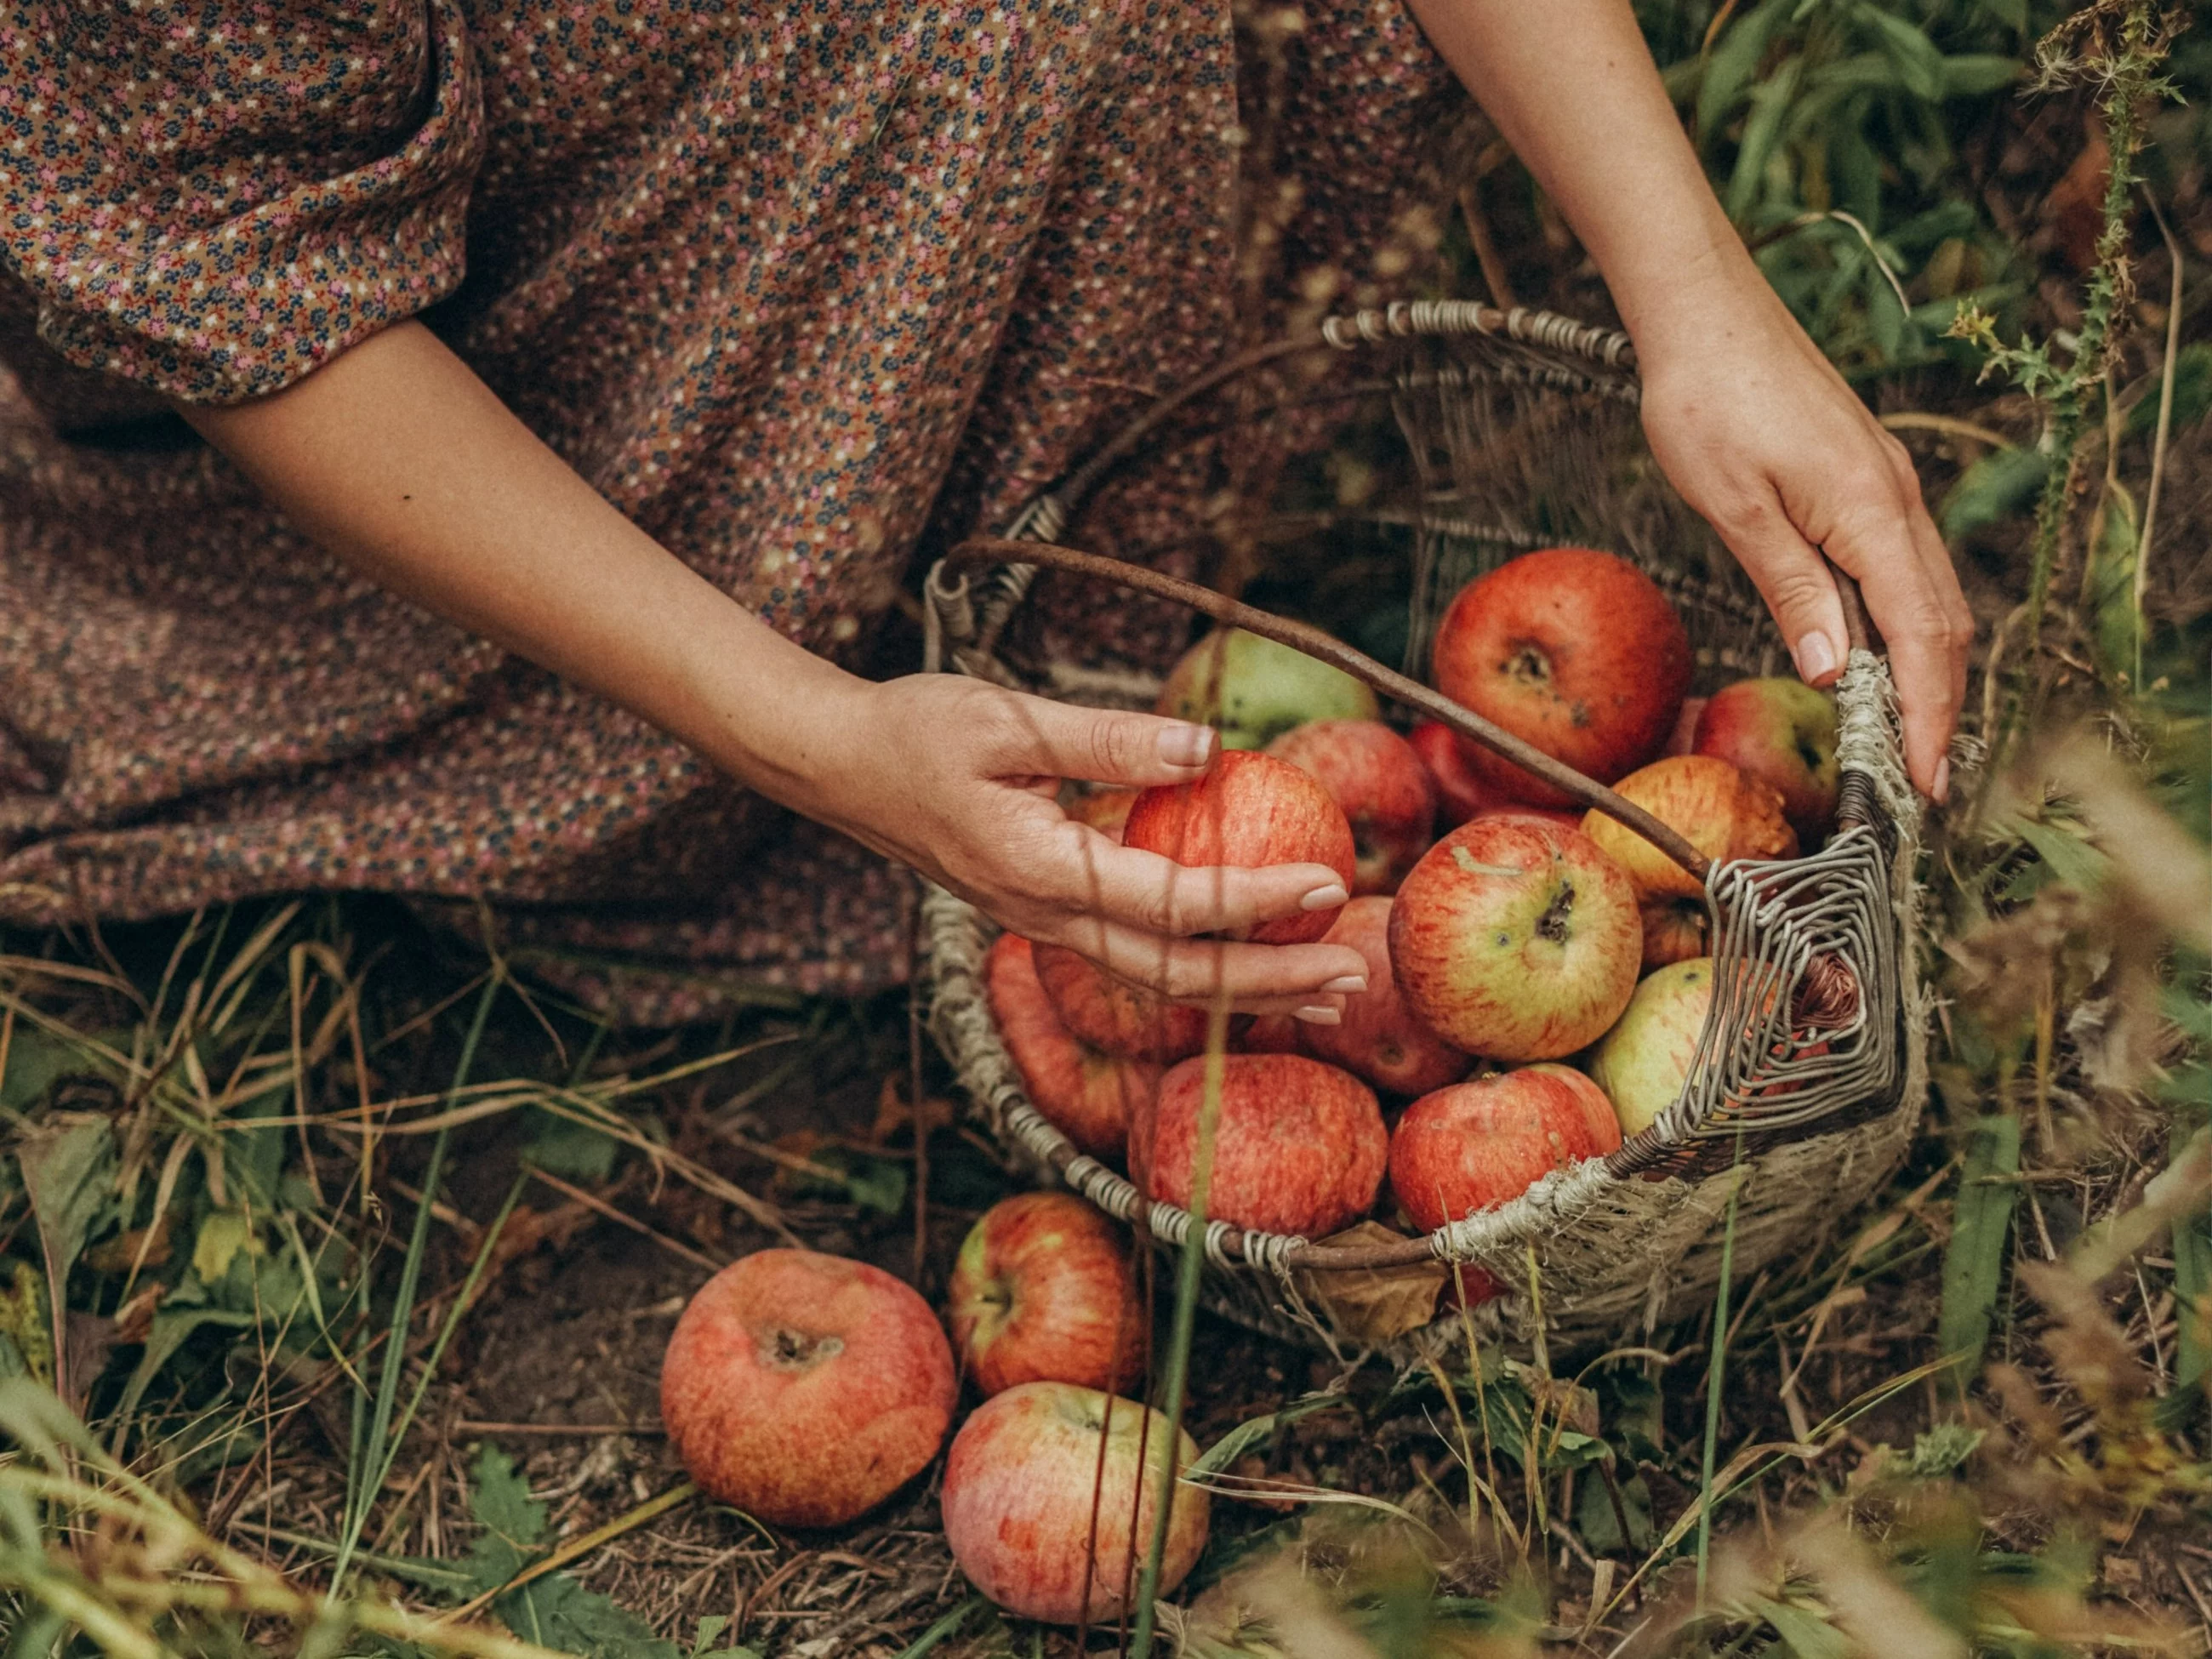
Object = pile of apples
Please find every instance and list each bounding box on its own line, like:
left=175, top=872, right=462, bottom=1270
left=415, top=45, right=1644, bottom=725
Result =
left=653, top=547, right=1843, bottom=1628
left=994, top=544, right=1842, bottom=1260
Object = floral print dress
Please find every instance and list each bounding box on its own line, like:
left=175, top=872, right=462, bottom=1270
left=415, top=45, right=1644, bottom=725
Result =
left=0, top=0, right=1447, bottom=1023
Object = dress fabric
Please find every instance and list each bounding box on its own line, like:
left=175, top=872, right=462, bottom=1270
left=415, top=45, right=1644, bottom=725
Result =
left=0, top=0, right=1447, bottom=1023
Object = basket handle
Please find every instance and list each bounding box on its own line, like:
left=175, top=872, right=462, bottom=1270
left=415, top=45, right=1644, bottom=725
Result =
left=945, top=535, right=1716, bottom=882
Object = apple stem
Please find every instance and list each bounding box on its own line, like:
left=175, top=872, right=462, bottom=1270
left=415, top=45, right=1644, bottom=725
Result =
left=945, top=535, right=1716, bottom=882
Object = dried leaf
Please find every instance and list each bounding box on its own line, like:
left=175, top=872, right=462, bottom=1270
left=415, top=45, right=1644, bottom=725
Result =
left=1298, top=1223, right=1446, bottom=1343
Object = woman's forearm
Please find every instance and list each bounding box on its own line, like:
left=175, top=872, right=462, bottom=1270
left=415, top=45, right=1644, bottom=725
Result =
left=181, top=322, right=867, bottom=807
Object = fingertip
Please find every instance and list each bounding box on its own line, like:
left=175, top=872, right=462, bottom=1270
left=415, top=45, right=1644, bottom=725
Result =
left=1153, top=720, right=1216, bottom=772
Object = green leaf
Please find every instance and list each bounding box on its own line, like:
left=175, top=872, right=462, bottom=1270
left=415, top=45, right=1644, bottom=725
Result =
left=1189, top=1392, right=1346, bottom=1479
left=1854, top=3, right=1945, bottom=99
left=1727, top=54, right=1805, bottom=221
left=0, top=1261, right=50, bottom=1388
left=2125, top=341, right=2212, bottom=437
left=1745, top=1594, right=1853, bottom=1659
left=2084, top=476, right=2141, bottom=684
left=113, top=1307, right=257, bottom=1424
left=1697, top=0, right=1788, bottom=139
left=0, top=1029, right=91, bottom=1115
left=1938, top=1114, right=2021, bottom=1392
left=1939, top=445, right=2048, bottom=541
left=466, top=1443, right=548, bottom=1592
left=17, top=1115, right=117, bottom=1282
left=1576, top=1468, right=1654, bottom=1553
left=524, top=1109, right=619, bottom=1185
left=1941, top=54, right=2023, bottom=95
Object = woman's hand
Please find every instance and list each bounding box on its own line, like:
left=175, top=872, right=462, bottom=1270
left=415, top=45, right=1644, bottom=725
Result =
left=1633, top=273, right=1972, bottom=800
left=806, top=675, right=1371, bottom=1019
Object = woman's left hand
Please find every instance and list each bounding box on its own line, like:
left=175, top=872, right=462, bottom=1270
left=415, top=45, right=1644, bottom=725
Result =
left=1633, top=271, right=1974, bottom=802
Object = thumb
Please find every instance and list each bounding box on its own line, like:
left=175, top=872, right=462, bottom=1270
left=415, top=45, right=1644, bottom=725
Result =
left=985, top=694, right=1220, bottom=786
left=1717, top=499, right=1852, bottom=687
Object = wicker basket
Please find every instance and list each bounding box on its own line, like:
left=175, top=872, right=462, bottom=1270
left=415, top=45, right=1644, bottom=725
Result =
left=921, top=300, right=1929, bottom=1365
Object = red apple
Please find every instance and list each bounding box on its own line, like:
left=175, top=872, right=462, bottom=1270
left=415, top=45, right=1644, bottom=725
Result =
left=1388, top=1066, right=1622, bottom=1232
left=1133, top=1053, right=1387, bottom=1237
left=941, top=1382, right=1209, bottom=1623
left=987, top=935, right=1160, bottom=1155
left=1297, top=897, right=1473, bottom=1096
left=1388, top=817, right=1641, bottom=1061
left=661, top=1249, right=955, bottom=1528
left=1410, top=717, right=1497, bottom=828
left=1639, top=896, right=1711, bottom=971
left=1665, top=696, right=1708, bottom=758
left=1123, top=750, right=1356, bottom=945
left=1158, top=626, right=1378, bottom=749
left=1032, top=943, right=1210, bottom=1063
left=1692, top=677, right=1840, bottom=843
left=1266, top=719, right=1437, bottom=894
left=1235, top=1012, right=1303, bottom=1053
left=1474, top=802, right=1584, bottom=834
left=947, top=1193, right=1147, bottom=1397
left=1585, top=957, right=1713, bottom=1137
left=1430, top=548, right=1692, bottom=807
left=1581, top=755, right=1797, bottom=904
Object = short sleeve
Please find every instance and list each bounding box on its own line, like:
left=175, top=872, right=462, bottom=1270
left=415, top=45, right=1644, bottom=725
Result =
left=0, top=1, right=484, bottom=404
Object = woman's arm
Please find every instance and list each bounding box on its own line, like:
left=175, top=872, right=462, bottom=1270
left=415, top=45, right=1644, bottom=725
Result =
left=1405, top=0, right=1974, bottom=801
left=184, top=322, right=1368, bottom=1016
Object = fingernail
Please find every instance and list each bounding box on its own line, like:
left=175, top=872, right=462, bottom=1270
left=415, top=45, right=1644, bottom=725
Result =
left=1322, top=975, right=1369, bottom=995
left=1300, top=883, right=1350, bottom=911
left=1155, top=724, right=1213, bottom=768
left=1795, top=630, right=1837, bottom=683
left=1932, top=756, right=1951, bottom=805
left=1294, top=1004, right=1343, bottom=1025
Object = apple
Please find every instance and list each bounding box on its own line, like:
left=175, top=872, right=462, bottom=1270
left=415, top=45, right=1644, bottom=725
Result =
left=948, top=1193, right=1147, bottom=1397
left=1032, top=942, right=1210, bottom=1063
left=660, top=1249, right=955, bottom=1528
left=1692, top=677, right=1840, bottom=843
left=1234, top=1012, right=1303, bottom=1053
left=1665, top=696, right=1708, bottom=758
left=1474, top=802, right=1584, bottom=834
left=1410, top=717, right=1495, bottom=828
left=987, top=935, right=1160, bottom=1155
left=1585, top=956, right=1713, bottom=1138
left=1133, top=1053, right=1387, bottom=1237
left=1387, top=1066, right=1622, bottom=1232
left=1122, top=750, right=1356, bottom=945
left=1266, top=720, right=1437, bottom=894
left=941, top=1382, right=1209, bottom=1624
left=1063, top=784, right=1141, bottom=842
left=1388, top=816, right=1641, bottom=1061
left=1430, top=548, right=1692, bottom=807
left=1297, top=898, right=1472, bottom=1096
left=1580, top=755, right=1797, bottom=904
left=1158, top=626, right=1379, bottom=750
left=1639, top=896, right=1711, bottom=971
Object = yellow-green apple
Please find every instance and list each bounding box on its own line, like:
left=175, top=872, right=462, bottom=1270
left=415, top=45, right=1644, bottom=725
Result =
left=941, top=1382, right=1209, bottom=1623
left=1430, top=548, right=1691, bottom=806
left=987, top=935, right=1159, bottom=1155
left=1475, top=802, right=1584, bottom=834
left=660, top=1249, right=955, bottom=1528
left=1580, top=755, right=1797, bottom=904
left=1132, top=1053, right=1387, bottom=1236
left=1297, top=898, right=1473, bottom=1096
left=1123, top=750, right=1356, bottom=945
left=1387, top=1065, right=1622, bottom=1230
left=947, top=1193, right=1146, bottom=1397
left=1158, top=626, right=1378, bottom=749
left=1388, top=817, right=1641, bottom=1061
left=1267, top=719, right=1437, bottom=894
left=1032, top=942, right=1209, bottom=1063
left=1584, top=957, right=1713, bottom=1137
left=1692, top=677, right=1840, bottom=843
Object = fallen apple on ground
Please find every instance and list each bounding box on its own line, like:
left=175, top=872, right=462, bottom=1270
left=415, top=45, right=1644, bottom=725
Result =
left=947, top=1192, right=1147, bottom=1397
left=986, top=934, right=1159, bottom=1155
left=941, top=1382, right=1209, bottom=1624
left=661, top=1249, right=955, bottom=1528
left=1693, top=677, right=1840, bottom=843
left=1585, top=955, right=1714, bottom=1137
left=1267, top=718, right=1437, bottom=894
left=1430, top=547, right=1691, bottom=807
left=1388, top=816, right=1641, bottom=1061
left=1133, top=1052, right=1388, bottom=1238
left=1157, top=625, right=1379, bottom=750
left=1031, top=942, right=1210, bottom=1063
left=1388, top=1065, right=1622, bottom=1231
left=1581, top=755, right=1796, bottom=904
left=1123, top=750, right=1356, bottom=945
left=1297, top=897, right=1473, bottom=1096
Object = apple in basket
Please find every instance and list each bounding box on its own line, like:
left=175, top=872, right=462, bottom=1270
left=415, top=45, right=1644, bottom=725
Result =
left=1122, top=750, right=1357, bottom=945
left=1693, top=677, right=1841, bottom=844
left=1584, top=956, right=1714, bottom=1138
left=1388, top=816, right=1641, bottom=1061
left=1409, top=717, right=1494, bottom=828
left=1387, top=1065, right=1622, bottom=1232
left=1666, top=695, right=1707, bottom=758
left=1157, top=625, right=1379, bottom=750
left=660, top=1249, right=955, bottom=1528
left=1032, top=942, right=1210, bottom=1063
left=1638, top=894, right=1713, bottom=971
left=947, top=1193, right=1147, bottom=1397
left=1475, top=802, right=1585, bottom=834
left=985, top=935, right=1159, bottom=1155
left=1429, top=547, right=1692, bottom=807
left=1132, top=1053, right=1388, bottom=1239
left=1266, top=719, right=1437, bottom=894
left=941, top=1382, right=1209, bottom=1624
left=1297, top=897, right=1474, bottom=1097
left=1580, top=755, right=1797, bottom=904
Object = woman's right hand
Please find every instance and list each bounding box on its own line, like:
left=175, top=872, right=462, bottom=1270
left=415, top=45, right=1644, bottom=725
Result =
left=801, top=674, right=1372, bottom=1021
